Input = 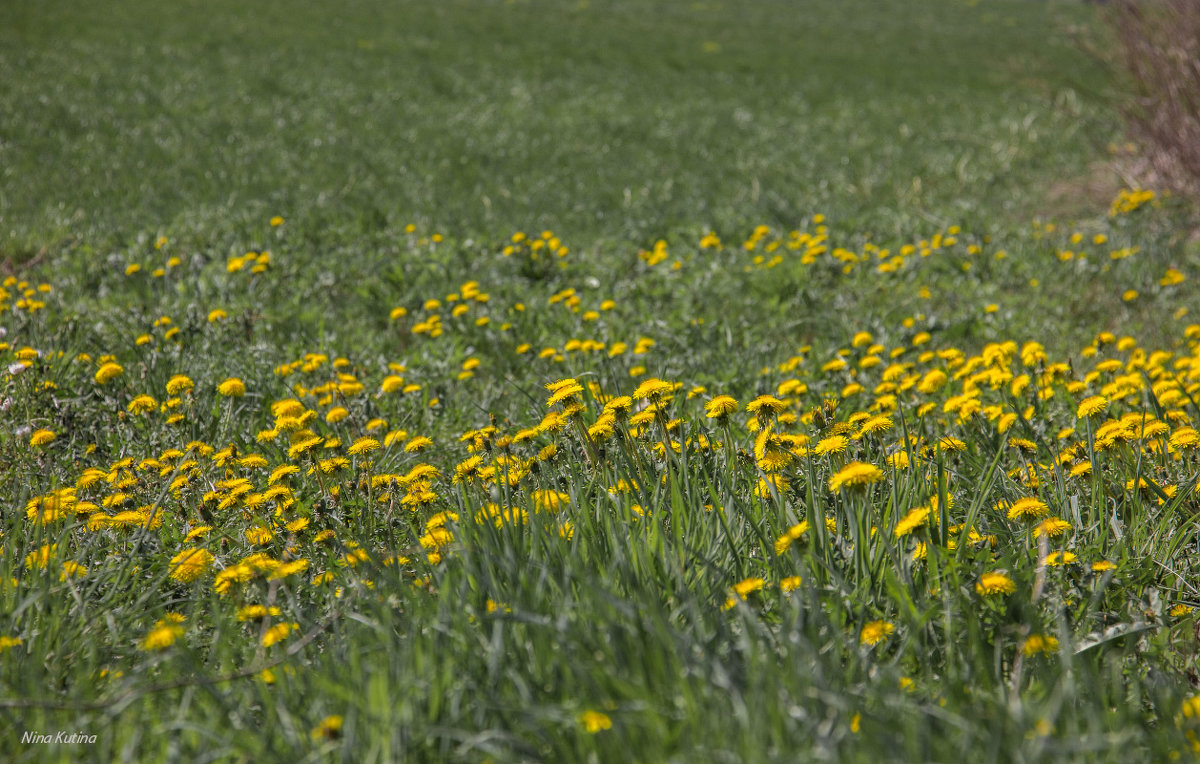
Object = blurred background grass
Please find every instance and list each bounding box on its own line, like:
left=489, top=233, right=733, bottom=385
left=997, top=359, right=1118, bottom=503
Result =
left=1, top=0, right=1115, bottom=258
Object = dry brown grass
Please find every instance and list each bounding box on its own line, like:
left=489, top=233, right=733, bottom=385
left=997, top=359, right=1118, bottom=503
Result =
left=1109, top=0, right=1200, bottom=197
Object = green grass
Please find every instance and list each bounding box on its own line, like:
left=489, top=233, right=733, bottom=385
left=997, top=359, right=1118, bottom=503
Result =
left=3, top=0, right=1200, bottom=762
left=3, top=0, right=1112, bottom=254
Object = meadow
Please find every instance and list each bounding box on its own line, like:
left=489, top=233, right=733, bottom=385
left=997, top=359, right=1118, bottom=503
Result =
left=2, top=0, right=1200, bottom=761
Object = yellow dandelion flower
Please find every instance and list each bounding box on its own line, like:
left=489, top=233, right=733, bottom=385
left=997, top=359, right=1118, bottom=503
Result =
left=893, top=506, right=930, bottom=538
left=755, top=474, right=790, bottom=499
left=603, top=396, right=634, bottom=418
left=1171, top=427, right=1199, bottom=450
left=705, top=395, right=739, bottom=419
left=1033, top=517, right=1071, bottom=538
left=166, top=375, right=194, bottom=395
left=59, top=561, right=87, bottom=580
left=94, top=362, right=124, bottom=385
left=746, top=395, right=788, bottom=418
left=316, top=457, right=349, bottom=474
left=169, top=548, right=214, bottom=583
left=588, top=414, right=617, bottom=441
left=545, top=377, right=584, bottom=403
left=29, top=429, right=56, bottom=447
left=1182, top=695, right=1200, bottom=721
left=287, top=437, right=322, bottom=460
left=829, top=462, right=884, bottom=492
left=237, top=604, right=282, bottom=621
left=235, top=454, right=267, bottom=470
left=917, top=369, right=947, bottom=394
left=269, top=560, right=310, bottom=580
left=127, top=395, right=157, bottom=414
left=1044, top=551, right=1077, bottom=566
left=811, top=427, right=852, bottom=453
left=731, top=577, right=765, bottom=600
left=184, top=526, right=213, bottom=541
left=911, top=541, right=928, bottom=562
left=1022, top=634, right=1059, bottom=656
left=857, top=415, right=893, bottom=436
left=1076, top=396, right=1108, bottom=419
left=976, top=571, right=1016, bottom=596
left=24, top=544, right=57, bottom=570
left=579, top=710, right=612, bottom=734
left=774, top=520, right=810, bottom=554
left=1160, top=267, right=1185, bottom=287
left=533, top=490, right=570, bottom=512
left=266, top=468, right=299, bottom=492
left=140, top=617, right=185, bottom=651
left=860, top=620, right=895, bottom=646
left=404, top=463, right=440, bottom=483
left=632, top=377, right=673, bottom=401
left=1003, top=497, right=1050, bottom=521
left=405, top=436, right=433, bottom=453
left=312, top=715, right=343, bottom=741
left=262, top=622, right=298, bottom=647
left=217, top=378, right=246, bottom=397
left=780, top=576, right=803, bottom=593
left=347, top=437, right=380, bottom=456
left=245, top=527, right=274, bottom=545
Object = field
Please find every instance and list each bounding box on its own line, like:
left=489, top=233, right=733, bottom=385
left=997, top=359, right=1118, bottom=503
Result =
left=3, top=0, right=1200, bottom=761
